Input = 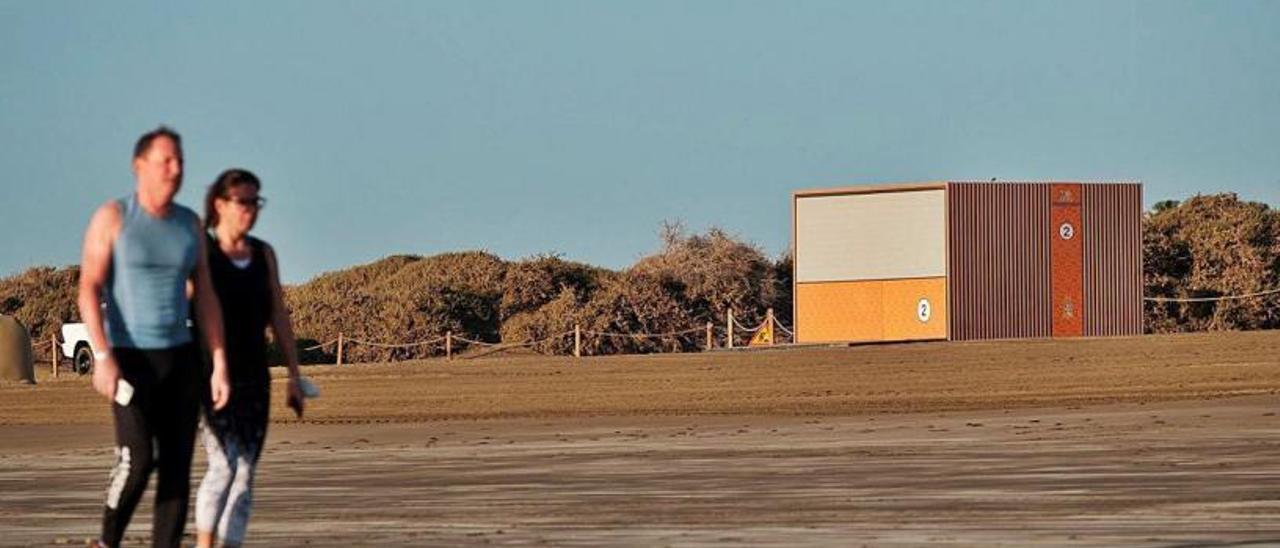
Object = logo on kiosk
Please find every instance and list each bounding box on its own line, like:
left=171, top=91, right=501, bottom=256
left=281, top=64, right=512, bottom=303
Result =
left=916, top=298, right=932, bottom=323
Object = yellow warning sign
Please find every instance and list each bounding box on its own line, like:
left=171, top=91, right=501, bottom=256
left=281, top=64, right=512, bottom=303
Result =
left=749, top=321, right=774, bottom=346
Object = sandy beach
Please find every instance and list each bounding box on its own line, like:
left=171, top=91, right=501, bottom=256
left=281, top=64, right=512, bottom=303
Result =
left=2, top=330, right=1277, bottom=546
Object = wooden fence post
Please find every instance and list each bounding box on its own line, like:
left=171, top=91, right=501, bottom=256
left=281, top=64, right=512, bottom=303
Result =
left=705, top=322, right=713, bottom=351
left=573, top=324, right=581, bottom=358
left=726, top=309, right=734, bottom=349
left=51, top=335, right=58, bottom=379
left=336, top=332, right=344, bottom=366
left=446, top=331, right=452, bottom=360
left=766, top=308, right=775, bottom=345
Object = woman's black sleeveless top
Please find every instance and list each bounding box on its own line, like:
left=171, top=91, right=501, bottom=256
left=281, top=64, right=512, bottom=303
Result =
left=207, top=233, right=273, bottom=388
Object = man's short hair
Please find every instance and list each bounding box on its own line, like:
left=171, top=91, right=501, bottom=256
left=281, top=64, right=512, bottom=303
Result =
left=133, top=126, right=183, bottom=160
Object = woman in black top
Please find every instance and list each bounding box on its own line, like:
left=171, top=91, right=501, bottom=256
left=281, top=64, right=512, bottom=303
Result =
left=194, top=169, right=304, bottom=548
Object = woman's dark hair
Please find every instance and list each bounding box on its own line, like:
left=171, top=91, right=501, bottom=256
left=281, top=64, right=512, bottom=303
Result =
left=204, top=168, right=262, bottom=230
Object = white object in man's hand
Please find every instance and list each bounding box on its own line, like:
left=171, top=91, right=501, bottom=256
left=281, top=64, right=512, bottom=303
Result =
left=91, top=355, right=119, bottom=402
left=114, top=379, right=134, bottom=406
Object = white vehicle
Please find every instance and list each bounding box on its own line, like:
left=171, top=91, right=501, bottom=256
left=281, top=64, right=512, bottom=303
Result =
left=60, top=323, right=99, bottom=375
left=61, top=319, right=194, bottom=374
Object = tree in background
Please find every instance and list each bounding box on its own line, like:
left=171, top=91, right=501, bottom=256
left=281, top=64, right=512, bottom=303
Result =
left=0, top=266, right=78, bottom=354
left=5, top=194, right=1277, bottom=362
left=1143, top=193, right=1280, bottom=332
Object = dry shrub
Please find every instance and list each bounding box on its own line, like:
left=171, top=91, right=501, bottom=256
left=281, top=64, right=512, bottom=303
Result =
left=379, top=250, right=507, bottom=342
left=13, top=193, right=1274, bottom=364
left=0, top=266, right=79, bottom=358
left=578, top=270, right=697, bottom=354
left=499, top=287, right=582, bottom=354
left=772, top=249, right=794, bottom=331
left=285, top=251, right=507, bottom=362
left=1143, top=194, right=1280, bottom=332
left=3, top=227, right=787, bottom=362
left=500, top=254, right=607, bottom=320
left=283, top=255, right=421, bottom=363
left=631, top=222, right=778, bottom=330
left=500, top=224, right=780, bottom=354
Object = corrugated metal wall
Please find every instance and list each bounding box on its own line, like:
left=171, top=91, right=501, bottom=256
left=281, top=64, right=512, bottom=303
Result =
left=947, top=183, right=1052, bottom=340
left=1082, top=184, right=1144, bottom=336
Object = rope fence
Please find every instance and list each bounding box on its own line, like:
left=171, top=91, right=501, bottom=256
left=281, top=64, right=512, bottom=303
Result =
left=451, top=330, right=577, bottom=359
left=343, top=336, right=447, bottom=349
left=301, top=339, right=339, bottom=352
left=731, top=317, right=769, bottom=334
left=19, top=334, right=65, bottom=380
left=1143, top=287, right=1280, bottom=303
left=28, top=285, right=1275, bottom=371
left=583, top=327, right=705, bottom=338
left=727, top=308, right=793, bottom=347
left=293, top=308, right=797, bottom=365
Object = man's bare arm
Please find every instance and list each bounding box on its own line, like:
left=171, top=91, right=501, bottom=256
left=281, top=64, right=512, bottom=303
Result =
left=79, top=201, right=120, bottom=400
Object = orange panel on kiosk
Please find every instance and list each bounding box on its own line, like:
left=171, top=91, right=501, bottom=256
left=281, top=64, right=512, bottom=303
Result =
left=1050, top=183, right=1084, bottom=337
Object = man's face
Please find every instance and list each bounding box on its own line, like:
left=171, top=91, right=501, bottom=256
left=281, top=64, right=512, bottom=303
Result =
left=132, top=136, right=183, bottom=202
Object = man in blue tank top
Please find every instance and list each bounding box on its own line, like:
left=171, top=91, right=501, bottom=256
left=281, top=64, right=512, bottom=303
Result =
left=78, top=126, right=231, bottom=548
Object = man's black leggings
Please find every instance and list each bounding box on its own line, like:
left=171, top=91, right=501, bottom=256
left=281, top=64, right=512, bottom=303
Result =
left=101, top=344, right=199, bottom=548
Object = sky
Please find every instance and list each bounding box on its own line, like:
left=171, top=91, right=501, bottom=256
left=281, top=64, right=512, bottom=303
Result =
left=2, top=1, right=1277, bottom=284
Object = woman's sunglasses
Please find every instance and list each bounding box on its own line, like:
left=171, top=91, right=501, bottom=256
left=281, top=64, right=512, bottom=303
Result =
left=225, top=196, right=267, bottom=210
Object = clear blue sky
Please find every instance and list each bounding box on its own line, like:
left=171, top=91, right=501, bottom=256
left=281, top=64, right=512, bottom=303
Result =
left=2, top=1, right=1277, bottom=283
